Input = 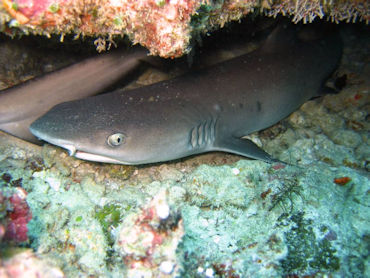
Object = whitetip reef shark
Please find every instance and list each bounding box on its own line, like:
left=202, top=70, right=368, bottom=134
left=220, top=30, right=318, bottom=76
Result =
left=30, top=24, right=342, bottom=165
left=0, top=46, right=148, bottom=142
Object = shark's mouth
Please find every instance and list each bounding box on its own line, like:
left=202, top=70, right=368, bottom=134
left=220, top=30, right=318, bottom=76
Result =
left=74, top=150, right=125, bottom=164
left=59, top=143, right=125, bottom=164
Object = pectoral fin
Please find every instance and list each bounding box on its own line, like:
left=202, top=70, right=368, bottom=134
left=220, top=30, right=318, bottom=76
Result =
left=215, top=136, right=280, bottom=163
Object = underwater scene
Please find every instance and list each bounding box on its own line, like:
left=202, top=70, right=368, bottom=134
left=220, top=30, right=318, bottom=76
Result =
left=0, top=2, right=369, bottom=277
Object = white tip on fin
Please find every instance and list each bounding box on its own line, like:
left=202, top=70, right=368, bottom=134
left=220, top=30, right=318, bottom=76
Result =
left=63, top=144, right=77, bottom=156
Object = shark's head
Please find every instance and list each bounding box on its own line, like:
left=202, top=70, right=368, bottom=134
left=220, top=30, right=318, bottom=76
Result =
left=30, top=96, right=169, bottom=165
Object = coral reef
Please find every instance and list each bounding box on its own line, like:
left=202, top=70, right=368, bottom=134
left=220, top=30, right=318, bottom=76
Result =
left=0, top=0, right=369, bottom=57
left=115, top=189, right=184, bottom=277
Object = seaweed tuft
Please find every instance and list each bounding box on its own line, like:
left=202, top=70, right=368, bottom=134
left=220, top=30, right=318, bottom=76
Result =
left=95, top=204, right=122, bottom=245
left=280, top=212, right=340, bottom=275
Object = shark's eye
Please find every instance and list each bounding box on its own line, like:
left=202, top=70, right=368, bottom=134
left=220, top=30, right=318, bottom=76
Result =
left=107, top=133, right=125, bottom=146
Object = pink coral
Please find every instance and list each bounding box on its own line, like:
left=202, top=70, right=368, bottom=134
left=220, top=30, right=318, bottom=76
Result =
left=4, top=188, right=32, bottom=243
left=0, top=250, right=64, bottom=278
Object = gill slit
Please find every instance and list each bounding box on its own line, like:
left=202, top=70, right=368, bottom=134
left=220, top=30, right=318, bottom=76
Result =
left=189, top=117, right=218, bottom=150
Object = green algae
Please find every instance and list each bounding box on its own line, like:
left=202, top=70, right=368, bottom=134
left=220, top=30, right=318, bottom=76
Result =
left=11, top=3, right=18, bottom=11
left=113, top=16, right=123, bottom=27
left=75, top=215, right=83, bottom=222
left=48, top=3, right=60, bottom=13
left=95, top=204, right=122, bottom=245
left=155, top=0, right=166, bottom=7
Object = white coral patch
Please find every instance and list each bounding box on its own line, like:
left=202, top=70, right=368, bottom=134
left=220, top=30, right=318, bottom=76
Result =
left=159, top=260, right=174, bottom=274
left=45, top=176, right=61, bottom=191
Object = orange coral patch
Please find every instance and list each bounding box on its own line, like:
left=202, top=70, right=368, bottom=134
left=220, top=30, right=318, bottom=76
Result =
left=334, top=177, right=351, bottom=186
left=2, top=0, right=30, bottom=24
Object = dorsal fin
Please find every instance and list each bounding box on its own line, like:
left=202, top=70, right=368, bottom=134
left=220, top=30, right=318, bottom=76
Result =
left=260, top=23, right=298, bottom=54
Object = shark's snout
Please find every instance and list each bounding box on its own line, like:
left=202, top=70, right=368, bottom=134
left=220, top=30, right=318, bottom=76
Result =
left=30, top=117, right=75, bottom=154
left=29, top=119, right=48, bottom=142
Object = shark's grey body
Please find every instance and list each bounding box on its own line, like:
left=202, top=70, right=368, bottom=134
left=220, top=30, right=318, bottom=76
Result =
left=30, top=26, right=342, bottom=164
left=0, top=46, right=148, bottom=142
